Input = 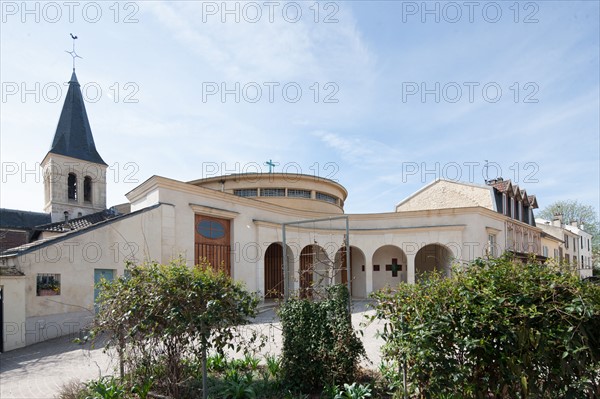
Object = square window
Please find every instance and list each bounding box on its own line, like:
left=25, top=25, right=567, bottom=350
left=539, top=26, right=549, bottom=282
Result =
left=373, top=264, right=380, bottom=272
left=37, top=273, right=60, bottom=296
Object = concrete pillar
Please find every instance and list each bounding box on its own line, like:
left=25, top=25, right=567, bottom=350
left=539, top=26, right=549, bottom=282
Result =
left=364, top=248, right=374, bottom=295
left=407, top=254, right=416, bottom=284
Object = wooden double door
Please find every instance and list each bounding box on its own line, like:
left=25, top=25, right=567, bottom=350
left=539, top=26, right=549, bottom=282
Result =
left=194, top=215, right=231, bottom=275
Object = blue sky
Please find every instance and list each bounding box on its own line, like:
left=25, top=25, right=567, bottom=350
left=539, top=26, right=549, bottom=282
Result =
left=1, top=1, right=598, bottom=215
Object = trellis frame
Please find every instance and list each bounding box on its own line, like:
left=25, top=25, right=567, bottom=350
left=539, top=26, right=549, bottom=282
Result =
left=282, top=216, right=351, bottom=310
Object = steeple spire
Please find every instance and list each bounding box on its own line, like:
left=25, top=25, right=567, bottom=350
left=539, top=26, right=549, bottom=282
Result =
left=41, top=36, right=108, bottom=223
left=46, top=71, right=106, bottom=165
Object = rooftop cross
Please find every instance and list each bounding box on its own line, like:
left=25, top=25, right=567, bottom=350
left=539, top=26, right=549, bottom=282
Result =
left=264, top=159, right=278, bottom=173
left=65, top=33, right=82, bottom=71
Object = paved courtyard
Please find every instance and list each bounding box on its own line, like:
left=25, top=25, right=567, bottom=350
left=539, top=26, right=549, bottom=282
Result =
left=0, top=301, right=385, bottom=399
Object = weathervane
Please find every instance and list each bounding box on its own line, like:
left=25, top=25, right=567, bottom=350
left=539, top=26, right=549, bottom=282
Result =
left=65, top=33, right=82, bottom=71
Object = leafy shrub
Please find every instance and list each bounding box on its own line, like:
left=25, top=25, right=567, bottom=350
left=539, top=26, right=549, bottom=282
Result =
left=371, top=256, right=600, bottom=398
left=92, top=258, right=259, bottom=398
left=207, top=353, right=228, bottom=373
left=218, top=369, right=257, bottom=399
left=279, top=284, right=366, bottom=393
left=333, top=382, right=372, bottom=399
left=86, top=376, right=126, bottom=399
left=264, top=355, right=281, bottom=380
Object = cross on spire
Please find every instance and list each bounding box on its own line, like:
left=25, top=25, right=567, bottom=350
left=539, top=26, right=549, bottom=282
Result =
left=65, top=33, right=82, bottom=71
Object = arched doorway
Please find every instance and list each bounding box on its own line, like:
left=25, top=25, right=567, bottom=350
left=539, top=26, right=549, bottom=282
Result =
left=371, top=245, right=408, bottom=291
left=334, top=246, right=367, bottom=298
left=299, top=244, right=330, bottom=298
left=264, top=243, right=291, bottom=299
left=415, top=243, right=453, bottom=280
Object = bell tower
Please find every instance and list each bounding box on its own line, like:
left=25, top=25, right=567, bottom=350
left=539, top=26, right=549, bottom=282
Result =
left=40, top=70, right=107, bottom=222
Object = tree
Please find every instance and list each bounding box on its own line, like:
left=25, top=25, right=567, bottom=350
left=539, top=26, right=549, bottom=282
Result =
left=92, top=258, right=259, bottom=399
left=537, top=199, right=600, bottom=270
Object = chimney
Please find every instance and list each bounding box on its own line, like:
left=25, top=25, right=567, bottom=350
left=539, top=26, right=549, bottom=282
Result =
left=486, top=177, right=504, bottom=186
left=552, top=213, right=563, bottom=227
left=63, top=211, right=71, bottom=231
left=570, top=220, right=579, bottom=227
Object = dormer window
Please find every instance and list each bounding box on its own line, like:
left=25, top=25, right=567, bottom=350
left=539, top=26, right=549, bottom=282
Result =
left=84, top=176, right=92, bottom=202
left=510, top=197, right=515, bottom=219
left=68, top=173, right=77, bottom=200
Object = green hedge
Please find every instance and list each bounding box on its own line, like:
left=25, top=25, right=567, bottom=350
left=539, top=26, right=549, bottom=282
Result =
left=371, top=256, right=600, bottom=398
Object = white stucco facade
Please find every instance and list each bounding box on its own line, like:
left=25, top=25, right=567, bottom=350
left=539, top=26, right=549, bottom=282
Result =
left=126, top=176, right=522, bottom=294
left=0, top=205, right=166, bottom=351
left=537, top=218, right=594, bottom=278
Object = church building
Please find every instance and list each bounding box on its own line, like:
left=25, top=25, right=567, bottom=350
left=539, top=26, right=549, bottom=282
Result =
left=0, top=68, right=589, bottom=353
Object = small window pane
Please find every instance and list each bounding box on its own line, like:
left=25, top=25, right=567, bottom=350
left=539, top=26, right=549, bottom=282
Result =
left=37, top=273, right=61, bottom=296
left=487, top=234, right=496, bottom=257
left=316, top=192, right=337, bottom=204
left=68, top=173, right=77, bottom=200
left=234, top=189, right=258, bottom=197
left=288, top=189, right=311, bottom=198
left=260, top=188, right=285, bottom=197
left=84, top=176, right=92, bottom=202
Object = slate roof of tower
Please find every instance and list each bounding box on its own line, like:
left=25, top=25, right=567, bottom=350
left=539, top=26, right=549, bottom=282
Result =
left=46, top=71, right=107, bottom=165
